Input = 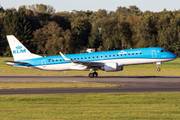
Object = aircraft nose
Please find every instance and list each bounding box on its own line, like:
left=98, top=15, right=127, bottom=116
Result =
left=170, top=53, right=177, bottom=59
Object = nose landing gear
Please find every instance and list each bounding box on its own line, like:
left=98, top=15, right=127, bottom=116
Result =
left=156, top=62, right=161, bottom=71
left=157, top=68, right=161, bottom=71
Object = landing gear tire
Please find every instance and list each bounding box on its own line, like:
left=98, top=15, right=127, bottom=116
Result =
left=156, top=62, right=161, bottom=72
left=93, top=72, right=98, bottom=77
left=89, top=73, right=94, bottom=78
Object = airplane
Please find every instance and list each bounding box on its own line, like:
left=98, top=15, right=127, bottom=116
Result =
left=4, top=35, right=177, bottom=78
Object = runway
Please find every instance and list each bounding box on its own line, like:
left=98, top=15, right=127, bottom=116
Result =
left=0, top=76, right=180, bottom=94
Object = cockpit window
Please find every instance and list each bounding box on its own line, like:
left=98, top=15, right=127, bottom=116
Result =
left=161, top=49, right=168, bottom=53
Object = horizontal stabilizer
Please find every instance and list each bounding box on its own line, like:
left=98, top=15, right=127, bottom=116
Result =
left=4, top=60, right=29, bottom=64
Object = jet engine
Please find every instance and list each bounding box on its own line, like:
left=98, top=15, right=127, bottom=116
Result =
left=101, top=62, right=123, bottom=72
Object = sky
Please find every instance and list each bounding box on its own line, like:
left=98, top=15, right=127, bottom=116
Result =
left=1, top=0, right=180, bottom=12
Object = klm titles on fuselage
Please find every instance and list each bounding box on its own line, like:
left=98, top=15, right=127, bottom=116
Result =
left=13, top=45, right=26, bottom=54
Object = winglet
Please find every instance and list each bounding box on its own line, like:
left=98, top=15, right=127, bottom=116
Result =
left=59, top=52, right=71, bottom=61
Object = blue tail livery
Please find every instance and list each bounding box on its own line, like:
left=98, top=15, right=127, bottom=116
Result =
left=5, top=35, right=177, bottom=78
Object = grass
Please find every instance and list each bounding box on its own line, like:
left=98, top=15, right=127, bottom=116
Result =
left=0, top=92, right=180, bottom=120
left=0, top=57, right=180, bottom=76
left=0, top=57, right=180, bottom=120
left=0, top=82, right=117, bottom=89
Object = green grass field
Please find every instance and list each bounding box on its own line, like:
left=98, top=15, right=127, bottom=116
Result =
left=1, top=92, right=180, bottom=120
left=0, top=57, right=180, bottom=76
left=1, top=57, right=180, bottom=120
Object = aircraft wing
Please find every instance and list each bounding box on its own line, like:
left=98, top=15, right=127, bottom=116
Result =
left=4, top=60, right=29, bottom=64
left=59, top=52, right=103, bottom=67
left=72, top=60, right=103, bottom=66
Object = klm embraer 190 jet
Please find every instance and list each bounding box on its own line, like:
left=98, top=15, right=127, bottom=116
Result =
left=5, top=35, right=177, bottom=78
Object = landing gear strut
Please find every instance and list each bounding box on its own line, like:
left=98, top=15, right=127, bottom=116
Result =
left=88, top=68, right=98, bottom=78
left=156, top=62, right=161, bottom=71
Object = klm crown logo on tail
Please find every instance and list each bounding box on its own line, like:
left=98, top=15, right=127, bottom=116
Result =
left=13, top=45, right=26, bottom=54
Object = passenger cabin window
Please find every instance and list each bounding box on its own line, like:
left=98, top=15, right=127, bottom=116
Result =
left=132, top=53, right=134, bottom=55
left=109, top=55, right=111, bottom=57
left=74, top=58, right=76, bottom=60
left=97, top=56, right=99, bottom=58
left=113, top=55, right=115, bottom=57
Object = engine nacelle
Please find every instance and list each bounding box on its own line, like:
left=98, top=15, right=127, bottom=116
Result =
left=102, top=62, right=123, bottom=72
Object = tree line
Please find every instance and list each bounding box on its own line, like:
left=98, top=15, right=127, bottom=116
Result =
left=0, top=4, right=180, bottom=56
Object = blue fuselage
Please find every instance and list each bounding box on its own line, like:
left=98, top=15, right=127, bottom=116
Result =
left=14, top=47, right=177, bottom=70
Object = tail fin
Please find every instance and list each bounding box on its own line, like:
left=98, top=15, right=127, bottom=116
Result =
left=6, top=35, right=41, bottom=61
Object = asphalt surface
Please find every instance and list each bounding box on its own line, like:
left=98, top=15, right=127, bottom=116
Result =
left=0, top=76, right=180, bottom=94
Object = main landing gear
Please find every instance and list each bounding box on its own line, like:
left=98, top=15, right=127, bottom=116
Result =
left=156, top=62, right=161, bottom=71
left=88, top=68, right=98, bottom=78
left=89, top=72, right=98, bottom=78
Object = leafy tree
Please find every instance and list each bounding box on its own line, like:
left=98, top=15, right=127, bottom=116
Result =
left=45, top=28, right=72, bottom=54
left=88, top=9, right=108, bottom=49
left=71, top=17, right=92, bottom=53
left=88, top=25, right=101, bottom=48
left=101, top=18, right=118, bottom=50
left=156, top=12, right=172, bottom=50
left=27, top=4, right=55, bottom=14
left=52, top=12, right=71, bottom=30
left=0, top=5, right=4, bottom=13
left=126, top=15, right=140, bottom=48
left=133, top=13, right=158, bottom=48
left=170, top=17, right=180, bottom=56
left=100, top=16, right=132, bottom=50
left=31, top=21, right=59, bottom=54
left=3, top=9, right=32, bottom=45
left=1, top=4, right=180, bottom=57
left=4, top=8, right=16, bottom=14
left=2, top=9, right=32, bottom=55
left=0, top=18, right=4, bottom=56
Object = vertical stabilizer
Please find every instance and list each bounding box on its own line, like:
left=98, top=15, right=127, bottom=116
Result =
left=6, top=35, right=41, bottom=61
